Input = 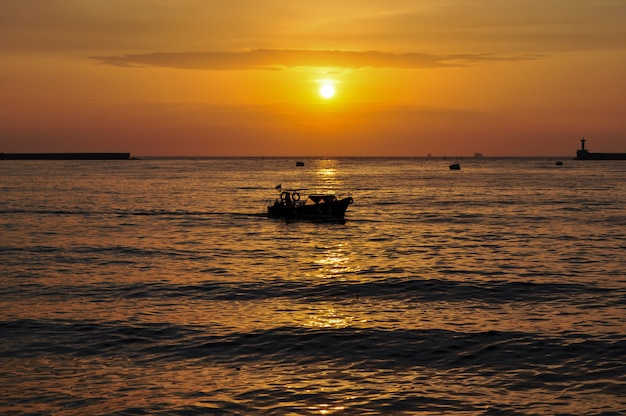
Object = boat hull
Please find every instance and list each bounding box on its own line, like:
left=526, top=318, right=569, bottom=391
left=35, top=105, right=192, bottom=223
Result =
left=267, top=197, right=353, bottom=221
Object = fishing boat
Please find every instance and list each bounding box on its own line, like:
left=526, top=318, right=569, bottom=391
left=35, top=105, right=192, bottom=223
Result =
left=267, top=187, right=353, bottom=221
left=449, top=162, right=461, bottom=170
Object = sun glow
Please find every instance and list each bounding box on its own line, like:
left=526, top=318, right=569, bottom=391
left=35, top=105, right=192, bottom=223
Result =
left=319, top=83, right=335, bottom=99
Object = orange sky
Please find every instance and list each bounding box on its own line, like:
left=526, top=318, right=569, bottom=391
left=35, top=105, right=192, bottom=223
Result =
left=1, top=1, right=625, bottom=156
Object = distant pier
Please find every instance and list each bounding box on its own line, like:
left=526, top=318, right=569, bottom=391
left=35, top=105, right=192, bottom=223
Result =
left=0, top=152, right=131, bottom=160
left=576, top=138, right=626, bottom=160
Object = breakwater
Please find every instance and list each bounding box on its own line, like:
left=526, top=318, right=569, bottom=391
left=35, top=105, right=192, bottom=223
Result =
left=0, top=152, right=131, bottom=160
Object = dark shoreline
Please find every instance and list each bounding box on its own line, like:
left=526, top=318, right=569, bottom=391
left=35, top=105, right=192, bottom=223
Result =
left=0, top=153, right=131, bottom=160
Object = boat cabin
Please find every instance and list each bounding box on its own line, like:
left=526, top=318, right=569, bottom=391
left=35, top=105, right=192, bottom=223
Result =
left=305, top=194, right=338, bottom=205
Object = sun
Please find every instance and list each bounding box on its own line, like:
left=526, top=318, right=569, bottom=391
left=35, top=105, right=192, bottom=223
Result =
left=319, top=83, right=335, bottom=99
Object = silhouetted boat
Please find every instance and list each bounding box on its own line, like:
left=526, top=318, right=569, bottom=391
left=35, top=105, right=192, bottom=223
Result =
left=449, top=163, right=461, bottom=170
left=267, top=188, right=353, bottom=221
left=555, top=161, right=563, bottom=166
left=296, top=161, right=305, bottom=167
left=575, top=138, right=626, bottom=160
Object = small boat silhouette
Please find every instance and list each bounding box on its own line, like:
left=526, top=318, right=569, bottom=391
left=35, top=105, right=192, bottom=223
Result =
left=267, top=188, right=353, bottom=221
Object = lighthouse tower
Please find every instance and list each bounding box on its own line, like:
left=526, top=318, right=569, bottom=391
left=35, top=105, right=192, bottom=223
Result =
left=576, top=137, right=590, bottom=159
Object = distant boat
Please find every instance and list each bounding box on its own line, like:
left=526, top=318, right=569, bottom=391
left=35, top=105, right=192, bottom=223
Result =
left=449, top=163, right=461, bottom=170
left=555, top=161, right=563, bottom=166
left=296, top=161, right=305, bottom=167
left=575, top=138, right=626, bottom=160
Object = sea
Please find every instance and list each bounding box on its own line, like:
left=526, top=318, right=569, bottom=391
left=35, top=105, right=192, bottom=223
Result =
left=1, top=157, right=625, bottom=415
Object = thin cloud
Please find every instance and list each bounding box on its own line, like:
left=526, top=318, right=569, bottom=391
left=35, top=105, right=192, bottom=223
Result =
left=92, top=49, right=541, bottom=71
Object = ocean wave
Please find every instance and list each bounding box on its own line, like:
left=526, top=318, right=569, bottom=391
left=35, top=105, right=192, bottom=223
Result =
left=3, top=319, right=625, bottom=387
left=3, top=277, right=618, bottom=306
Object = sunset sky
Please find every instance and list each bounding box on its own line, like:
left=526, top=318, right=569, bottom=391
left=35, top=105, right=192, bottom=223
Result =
left=1, top=1, right=625, bottom=156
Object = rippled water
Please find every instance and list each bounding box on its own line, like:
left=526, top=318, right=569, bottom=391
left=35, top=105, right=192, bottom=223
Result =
left=1, top=157, right=625, bottom=415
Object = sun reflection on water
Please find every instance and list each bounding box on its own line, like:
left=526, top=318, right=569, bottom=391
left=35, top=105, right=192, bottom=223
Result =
left=304, top=305, right=354, bottom=329
left=317, top=167, right=336, bottom=177
left=315, top=249, right=353, bottom=279
left=315, top=159, right=341, bottom=189
left=314, top=403, right=346, bottom=414
left=308, top=243, right=361, bottom=280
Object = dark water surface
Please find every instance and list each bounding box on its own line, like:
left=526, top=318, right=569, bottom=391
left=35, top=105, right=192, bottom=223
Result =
left=1, top=158, right=625, bottom=415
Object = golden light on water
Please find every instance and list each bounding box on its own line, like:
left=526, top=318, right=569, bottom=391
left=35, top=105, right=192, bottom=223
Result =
left=315, top=160, right=341, bottom=188
left=314, top=249, right=351, bottom=279
left=304, top=305, right=353, bottom=329
left=301, top=243, right=363, bottom=329
left=316, top=167, right=336, bottom=177
left=309, top=242, right=360, bottom=280
left=315, top=403, right=346, bottom=414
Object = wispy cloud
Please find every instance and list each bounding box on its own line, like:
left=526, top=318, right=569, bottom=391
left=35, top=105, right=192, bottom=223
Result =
left=92, top=49, right=541, bottom=71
